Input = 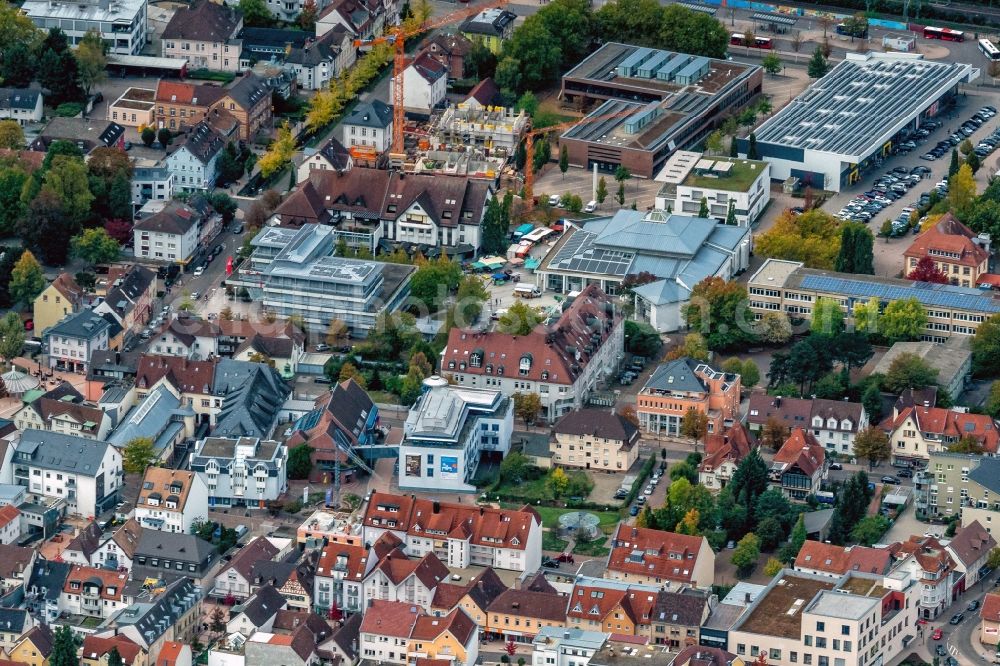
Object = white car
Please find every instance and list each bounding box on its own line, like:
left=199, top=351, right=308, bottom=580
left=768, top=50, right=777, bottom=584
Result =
left=644, top=486, right=653, bottom=496
left=584, top=200, right=597, bottom=213
left=193, top=266, right=204, bottom=277
left=548, top=195, right=560, bottom=206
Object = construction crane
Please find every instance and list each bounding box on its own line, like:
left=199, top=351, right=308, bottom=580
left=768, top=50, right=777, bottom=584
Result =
left=522, top=106, right=652, bottom=208
left=354, top=0, right=507, bottom=158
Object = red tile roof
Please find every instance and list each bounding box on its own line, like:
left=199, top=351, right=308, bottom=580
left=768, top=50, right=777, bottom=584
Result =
left=0, top=505, right=20, bottom=530
left=774, top=428, right=825, bottom=477
left=410, top=607, right=476, bottom=644
left=982, top=592, right=1000, bottom=622
left=882, top=406, right=1000, bottom=453
left=890, top=535, right=955, bottom=576
left=316, top=543, right=368, bottom=583
left=156, top=641, right=187, bottom=666
left=486, top=588, right=568, bottom=623
left=82, top=635, right=143, bottom=665
left=904, top=213, right=989, bottom=269
left=442, top=284, right=620, bottom=385
left=363, top=492, right=540, bottom=551
left=371, top=552, right=449, bottom=590
left=135, top=354, right=217, bottom=394
left=359, top=600, right=421, bottom=638
left=793, top=541, right=892, bottom=576
left=606, top=524, right=708, bottom=584
left=63, top=566, right=128, bottom=602
left=946, top=520, right=997, bottom=567
left=701, top=423, right=755, bottom=473
left=220, top=536, right=280, bottom=580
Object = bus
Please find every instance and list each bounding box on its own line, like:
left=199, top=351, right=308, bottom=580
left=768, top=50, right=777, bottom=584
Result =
left=980, top=38, right=1000, bottom=61
left=729, top=33, right=773, bottom=49
left=923, top=26, right=965, bottom=41
left=836, top=22, right=868, bottom=38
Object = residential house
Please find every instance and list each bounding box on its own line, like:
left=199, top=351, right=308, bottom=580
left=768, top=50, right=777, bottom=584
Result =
left=699, top=423, right=756, bottom=491
left=747, top=394, right=868, bottom=457
left=60, top=566, right=130, bottom=620
left=189, top=436, right=288, bottom=509
left=212, top=536, right=286, bottom=600
left=316, top=0, right=387, bottom=42
left=392, top=53, right=447, bottom=116
left=93, top=265, right=158, bottom=336
left=107, top=383, right=197, bottom=463
left=421, top=33, right=473, bottom=80
left=152, top=81, right=226, bottom=133
left=13, top=430, right=122, bottom=517
left=342, top=100, right=393, bottom=153
left=161, top=1, right=244, bottom=72
left=21, top=0, right=147, bottom=54
left=81, top=635, right=144, bottom=666
left=407, top=607, right=479, bottom=666
left=361, top=551, right=449, bottom=612
left=134, top=468, right=209, bottom=535
left=881, top=402, right=1000, bottom=465
left=442, top=284, right=623, bottom=421
left=531, top=627, right=608, bottom=666
left=45, top=309, right=113, bottom=373
left=889, top=534, right=956, bottom=619
left=362, top=492, right=543, bottom=573
left=131, top=530, right=216, bottom=584
left=0, top=87, right=42, bottom=125
left=232, top=330, right=306, bottom=376
left=944, top=520, right=997, bottom=591
left=285, top=378, right=378, bottom=483
left=150, top=317, right=220, bottom=360
left=314, top=542, right=369, bottom=616
left=0, top=505, right=21, bottom=545
left=12, top=393, right=112, bottom=441
left=359, top=600, right=421, bottom=663
left=154, top=76, right=271, bottom=142
left=212, top=74, right=273, bottom=141
left=34, top=273, right=85, bottom=337
left=133, top=355, right=218, bottom=426
left=155, top=642, right=192, bottom=666
left=165, top=122, right=227, bottom=192
left=0, top=609, right=35, bottom=656
left=227, top=584, right=286, bottom=637
left=245, top=624, right=322, bottom=666
left=903, top=213, right=991, bottom=288
left=62, top=522, right=109, bottom=567
left=131, top=167, right=174, bottom=214
left=241, top=25, right=355, bottom=89
left=486, top=578, right=567, bottom=642
left=982, top=592, right=1000, bottom=648
left=251, top=555, right=315, bottom=611
left=30, top=118, right=125, bottom=154
left=551, top=408, right=639, bottom=472
left=25, top=558, right=69, bottom=623
left=133, top=202, right=205, bottom=265
left=792, top=541, right=893, bottom=578
left=459, top=8, right=516, bottom=54
left=297, top=138, right=354, bottom=184
left=430, top=567, right=507, bottom=627
left=86, top=351, right=141, bottom=401
left=317, top=612, right=362, bottom=665
left=605, top=524, right=715, bottom=589
left=109, top=87, right=156, bottom=128
left=769, top=428, right=825, bottom=501
left=98, top=578, right=203, bottom=656
left=636, top=358, right=741, bottom=437
left=8, top=625, right=54, bottom=666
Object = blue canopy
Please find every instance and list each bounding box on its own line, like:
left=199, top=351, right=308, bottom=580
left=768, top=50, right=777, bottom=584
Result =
left=492, top=272, right=507, bottom=280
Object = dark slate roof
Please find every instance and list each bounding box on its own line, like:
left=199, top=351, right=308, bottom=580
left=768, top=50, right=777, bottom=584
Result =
left=343, top=100, right=392, bottom=130
left=104, top=265, right=157, bottom=319
left=16, top=430, right=112, bottom=477
left=212, top=359, right=290, bottom=439
left=133, top=202, right=201, bottom=235
left=969, top=457, right=1000, bottom=494
left=652, top=588, right=709, bottom=626
left=98, top=123, right=126, bottom=148
left=0, top=607, right=30, bottom=634
left=135, top=529, right=214, bottom=565
left=239, top=584, right=285, bottom=627
left=118, top=578, right=201, bottom=648
left=553, top=408, right=639, bottom=444
left=163, top=0, right=242, bottom=42
left=409, top=52, right=447, bottom=84
left=45, top=309, right=111, bottom=340
left=0, top=88, right=40, bottom=111
left=459, top=8, right=516, bottom=36
left=329, top=611, right=362, bottom=660
left=65, top=521, right=105, bottom=560
left=251, top=559, right=297, bottom=587
left=27, top=560, right=72, bottom=602
left=175, top=121, right=225, bottom=166
left=316, top=136, right=352, bottom=171
left=644, top=357, right=713, bottom=393
left=225, top=74, right=269, bottom=111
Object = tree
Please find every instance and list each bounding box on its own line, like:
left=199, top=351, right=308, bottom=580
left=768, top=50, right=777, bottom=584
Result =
left=760, top=418, right=788, bottom=451
left=615, top=181, right=625, bottom=206
left=259, top=122, right=295, bottom=177
left=698, top=196, right=709, bottom=218
left=764, top=556, right=784, bottom=577
left=669, top=461, right=697, bottom=484
left=1, top=42, right=37, bottom=88
left=547, top=467, right=569, bottom=497
left=123, top=437, right=156, bottom=475
left=665, top=332, right=709, bottom=362
left=75, top=29, right=106, bottom=95
left=949, top=163, right=977, bottom=215
left=288, top=443, right=314, bottom=480
left=787, top=514, right=807, bottom=561
left=807, top=46, right=829, bottom=78
left=157, top=127, right=172, bottom=149
left=9, top=250, right=44, bottom=306
left=338, top=362, right=366, bottom=388
left=705, top=130, right=724, bottom=156
left=850, top=515, right=889, bottom=546
left=209, top=606, right=227, bottom=634
left=0, top=312, right=24, bottom=365
left=880, top=298, right=927, bottom=343
left=755, top=209, right=842, bottom=269
left=38, top=31, right=82, bottom=105
left=755, top=311, right=792, bottom=345
left=747, top=132, right=759, bottom=160
left=498, top=18, right=561, bottom=91
left=683, top=277, right=757, bottom=350
left=499, top=451, right=530, bottom=483
left=967, top=150, right=982, bottom=174
left=298, top=0, right=319, bottom=29
left=559, top=144, right=569, bottom=177
left=139, top=126, right=155, bottom=148
left=107, top=648, right=124, bottom=666
left=762, top=52, right=782, bottom=75
left=811, top=297, right=845, bottom=338
left=949, top=434, right=985, bottom=454
left=862, top=382, right=884, bottom=422
left=513, top=391, right=543, bottom=425
left=949, top=148, right=960, bottom=177
left=756, top=516, right=785, bottom=551
left=624, top=320, right=663, bottom=357
left=42, top=155, right=93, bottom=227
left=596, top=177, right=608, bottom=204
left=731, top=532, right=761, bottom=577
left=853, top=427, right=890, bottom=469
left=71, top=228, right=120, bottom=266
left=50, top=625, right=78, bottom=666
left=834, top=223, right=874, bottom=274
left=974, top=314, right=1000, bottom=377
left=907, top=255, right=949, bottom=284
left=725, top=200, right=737, bottom=226
left=987, top=547, right=1000, bottom=571
left=729, top=448, right=769, bottom=525
left=0, top=120, right=23, bottom=150
left=240, top=0, right=273, bottom=25
left=499, top=301, right=543, bottom=336
left=680, top=407, right=709, bottom=447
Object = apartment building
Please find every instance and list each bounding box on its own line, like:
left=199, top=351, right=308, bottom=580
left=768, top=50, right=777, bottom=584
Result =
left=189, top=436, right=287, bottom=509
left=748, top=258, right=1000, bottom=343
left=655, top=151, right=771, bottom=226
left=0, top=88, right=43, bottom=126
left=359, top=601, right=478, bottom=666
left=635, top=358, right=741, bottom=437
left=13, top=430, right=122, bottom=517
left=12, top=394, right=112, bottom=441
left=944, top=520, right=996, bottom=590
left=342, top=100, right=393, bottom=153
left=430, top=567, right=507, bottom=627
left=361, top=551, right=449, bottom=613
left=153, top=76, right=271, bottom=142
left=882, top=403, right=1000, bottom=465
left=134, top=468, right=208, bottom=534
left=45, top=310, right=113, bottom=374
left=60, top=566, right=130, bottom=620
left=442, top=284, right=623, bottom=422
left=22, top=0, right=147, bottom=54
left=486, top=583, right=567, bottom=642
left=458, top=8, right=516, bottom=54
left=888, top=534, right=956, bottom=619
left=605, top=524, right=715, bottom=589
left=133, top=202, right=204, bottom=264
left=314, top=542, right=369, bottom=615
left=161, top=1, right=243, bottom=72
left=532, top=628, right=608, bottom=666
left=33, top=273, right=85, bottom=336
left=793, top=541, right=892, bottom=579
left=748, top=394, right=868, bottom=457
left=164, top=122, right=226, bottom=192
left=728, top=569, right=918, bottom=666
left=551, top=408, right=639, bottom=472
left=361, top=492, right=543, bottom=573
left=903, top=214, right=990, bottom=288
left=94, top=265, right=158, bottom=337
left=391, top=52, right=447, bottom=115
left=914, top=452, right=1000, bottom=534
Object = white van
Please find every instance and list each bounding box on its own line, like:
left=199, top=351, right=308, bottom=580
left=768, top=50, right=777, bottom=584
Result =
left=584, top=200, right=597, bottom=213
left=513, top=284, right=541, bottom=299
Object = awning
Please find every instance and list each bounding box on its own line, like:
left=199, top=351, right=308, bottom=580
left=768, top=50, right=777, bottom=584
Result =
left=1, top=369, right=39, bottom=395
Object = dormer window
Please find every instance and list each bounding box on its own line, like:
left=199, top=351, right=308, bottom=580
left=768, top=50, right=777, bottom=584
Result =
left=485, top=364, right=493, bottom=374
left=448, top=360, right=455, bottom=369
left=541, top=370, right=549, bottom=380
left=497, top=366, right=504, bottom=376
left=519, top=353, right=532, bottom=376
left=470, top=350, right=483, bottom=368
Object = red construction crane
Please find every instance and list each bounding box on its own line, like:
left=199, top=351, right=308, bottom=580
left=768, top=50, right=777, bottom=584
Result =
left=354, top=0, right=508, bottom=157
left=522, top=106, right=649, bottom=208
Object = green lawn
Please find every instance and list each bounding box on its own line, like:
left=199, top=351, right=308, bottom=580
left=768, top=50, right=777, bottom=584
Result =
left=505, top=504, right=621, bottom=532
left=542, top=530, right=568, bottom=552
left=573, top=537, right=611, bottom=557
left=683, top=156, right=766, bottom=192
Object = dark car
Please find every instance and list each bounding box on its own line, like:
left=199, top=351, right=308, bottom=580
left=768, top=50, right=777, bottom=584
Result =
left=829, top=463, right=843, bottom=470
left=969, top=600, right=980, bottom=611
left=629, top=505, right=640, bottom=516
left=881, top=475, right=900, bottom=485
left=897, top=469, right=913, bottom=478
left=949, top=613, right=964, bottom=625
left=541, top=559, right=560, bottom=569
left=212, top=244, right=224, bottom=257
left=935, top=645, right=948, bottom=657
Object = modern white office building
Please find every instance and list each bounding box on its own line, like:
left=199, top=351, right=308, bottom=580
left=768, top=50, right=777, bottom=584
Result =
left=22, top=0, right=148, bottom=55
left=654, top=151, right=771, bottom=226
left=398, top=382, right=513, bottom=493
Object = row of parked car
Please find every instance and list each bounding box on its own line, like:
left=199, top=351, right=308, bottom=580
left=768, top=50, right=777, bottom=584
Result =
left=921, top=106, right=997, bottom=160
left=895, top=119, right=941, bottom=155
left=835, top=165, right=932, bottom=223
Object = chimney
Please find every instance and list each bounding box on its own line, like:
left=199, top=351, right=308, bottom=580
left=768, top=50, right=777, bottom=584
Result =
left=433, top=501, right=440, bottom=514
left=775, top=396, right=782, bottom=407
left=744, top=592, right=751, bottom=603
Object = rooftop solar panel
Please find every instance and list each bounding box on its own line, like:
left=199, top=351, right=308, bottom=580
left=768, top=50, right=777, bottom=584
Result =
left=799, top=275, right=1000, bottom=313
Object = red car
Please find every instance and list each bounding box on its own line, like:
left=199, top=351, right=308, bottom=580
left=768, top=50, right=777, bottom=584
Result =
left=932, top=628, right=943, bottom=640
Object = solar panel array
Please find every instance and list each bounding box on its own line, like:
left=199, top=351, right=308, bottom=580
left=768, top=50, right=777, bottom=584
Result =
left=548, top=229, right=635, bottom=277
left=800, top=275, right=1000, bottom=313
